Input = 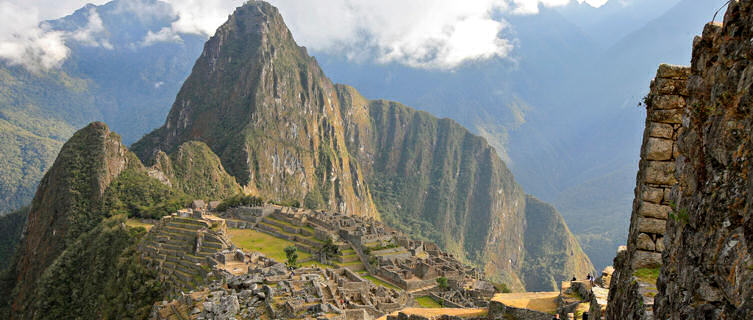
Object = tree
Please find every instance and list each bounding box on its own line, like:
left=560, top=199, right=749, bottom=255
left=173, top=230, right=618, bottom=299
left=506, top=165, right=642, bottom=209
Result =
left=284, top=245, right=298, bottom=269
left=317, top=238, right=339, bottom=265
left=436, top=277, right=449, bottom=289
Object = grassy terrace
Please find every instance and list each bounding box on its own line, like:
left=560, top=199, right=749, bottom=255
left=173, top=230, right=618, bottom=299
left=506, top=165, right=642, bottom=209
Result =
left=634, top=268, right=660, bottom=284
left=228, top=228, right=340, bottom=269
left=363, top=275, right=400, bottom=290
left=260, top=217, right=324, bottom=244
left=125, top=219, right=153, bottom=231
left=228, top=228, right=312, bottom=262
left=415, top=296, right=443, bottom=308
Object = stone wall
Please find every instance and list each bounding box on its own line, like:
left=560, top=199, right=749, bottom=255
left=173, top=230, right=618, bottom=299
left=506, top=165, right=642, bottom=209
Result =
left=652, top=1, right=753, bottom=318
left=606, top=64, right=689, bottom=320
left=487, top=299, right=552, bottom=320
left=630, top=64, right=690, bottom=270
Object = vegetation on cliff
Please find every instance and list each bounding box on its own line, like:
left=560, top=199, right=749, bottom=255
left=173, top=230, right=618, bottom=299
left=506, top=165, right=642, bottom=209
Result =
left=0, top=208, right=27, bottom=271
left=32, top=215, right=162, bottom=319
left=1, top=121, right=248, bottom=318
left=103, top=168, right=190, bottom=219
left=150, top=141, right=242, bottom=200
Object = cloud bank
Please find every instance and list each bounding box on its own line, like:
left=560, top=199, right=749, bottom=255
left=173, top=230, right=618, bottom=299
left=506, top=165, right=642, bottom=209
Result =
left=269, top=0, right=610, bottom=68
left=0, top=0, right=609, bottom=71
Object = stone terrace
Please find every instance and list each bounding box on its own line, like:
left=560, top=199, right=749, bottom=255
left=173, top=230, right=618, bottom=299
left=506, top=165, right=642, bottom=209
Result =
left=139, top=209, right=233, bottom=296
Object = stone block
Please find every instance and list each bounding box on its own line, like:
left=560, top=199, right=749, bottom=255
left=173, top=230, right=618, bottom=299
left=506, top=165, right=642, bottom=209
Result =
left=663, top=188, right=671, bottom=205
left=641, top=186, right=664, bottom=203
left=654, top=78, right=689, bottom=96
left=648, top=108, right=682, bottom=124
left=644, top=161, right=677, bottom=185
left=656, top=236, right=665, bottom=252
left=631, top=250, right=663, bottom=269
left=636, top=233, right=656, bottom=251
left=638, top=202, right=671, bottom=219
left=638, top=217, right=666, bottom=235
left=657, top=64, right=691, bottom=79
left=645, top=137, right=673, bottom=161
left=648, top=122, right=673, bottom=139
left=651, top=95, right=686, bottom=110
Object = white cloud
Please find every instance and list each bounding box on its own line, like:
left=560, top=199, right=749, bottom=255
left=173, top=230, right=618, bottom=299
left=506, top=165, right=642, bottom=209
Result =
left=269, top=0, right=611, bottom=69
left=0, top=2, right=69, bottom=70
left=142, top=27, right=182, bottom=46
left=0, top=0, right=611, bottom=70
left=70, top=8, right=113, bottom=49
left=163, top=0, right=242, bottom=36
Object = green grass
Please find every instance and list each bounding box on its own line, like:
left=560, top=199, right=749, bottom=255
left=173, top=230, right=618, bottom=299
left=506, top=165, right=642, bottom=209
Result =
left=228, top=228, right=312, bottom=262
left=125, top=219, right=153, bottom=231
left=633, top=268, right=660, bottom=284
left=363, top=275, right=400, bottom=290
left=415, top=296, right=443, bottom=308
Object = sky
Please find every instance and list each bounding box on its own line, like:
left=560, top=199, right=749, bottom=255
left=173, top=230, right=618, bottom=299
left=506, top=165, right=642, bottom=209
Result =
left=0, top=0, right=610, bottom=70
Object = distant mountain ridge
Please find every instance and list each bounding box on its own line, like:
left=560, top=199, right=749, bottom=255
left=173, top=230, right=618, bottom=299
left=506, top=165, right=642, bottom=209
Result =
left=311, top=0, right=724, bottom=271
left=0, top=0, right=205, bottom=214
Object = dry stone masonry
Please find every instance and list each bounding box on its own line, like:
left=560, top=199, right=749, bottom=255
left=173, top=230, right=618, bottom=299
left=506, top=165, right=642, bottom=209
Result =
left=606, top=64, right=689, bottom=320
left=609, top=1, right=753, bottom=318
left=139, top=209, right=234, bottom=295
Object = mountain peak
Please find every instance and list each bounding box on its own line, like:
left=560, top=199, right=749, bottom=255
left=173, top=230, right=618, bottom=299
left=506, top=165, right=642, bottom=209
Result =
left=133, top=0, right=378, bottom=217
left=9, top=121, right=135, bottom=313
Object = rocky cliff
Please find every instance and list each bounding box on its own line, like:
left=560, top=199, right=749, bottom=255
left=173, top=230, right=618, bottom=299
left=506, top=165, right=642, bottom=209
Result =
left=131, top=2, right=378, bottom=218
left=654, top=1, right=753, bottom=318
left=133, top=1, right=593, bottom=290
left=608, top=1, right=753, bottom=318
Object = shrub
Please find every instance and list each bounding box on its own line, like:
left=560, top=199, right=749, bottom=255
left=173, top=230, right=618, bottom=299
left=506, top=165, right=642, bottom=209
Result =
left=436, top=277, right=449, bottom=289
left=217, top=193, right=264, bottom=212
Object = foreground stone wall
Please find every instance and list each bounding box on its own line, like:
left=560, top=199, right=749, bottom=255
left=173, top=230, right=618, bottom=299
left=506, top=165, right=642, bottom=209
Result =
left=653, top=1, right=753, bottom=318
left=606, top=64, right=689, bottom=320
left=610, top=1, right=753, bottom=318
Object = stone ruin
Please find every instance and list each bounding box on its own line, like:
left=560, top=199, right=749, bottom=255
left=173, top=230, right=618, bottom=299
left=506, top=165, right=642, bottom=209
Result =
left=151, top=262, right=409, bottom=320
left=140, top=201, right=506, bottom=319
left=139, top=209, right=234, bottom=295
left=606, top=64, right=689, bottom=320
left=215, top=203, right=491, bottom=302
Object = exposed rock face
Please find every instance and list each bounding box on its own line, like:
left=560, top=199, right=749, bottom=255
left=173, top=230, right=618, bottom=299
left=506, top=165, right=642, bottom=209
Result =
left=8, top=122, right=135, bottom=314
left=610, top=1, right=753, bottom=318
left=653, top=1, right=753, bottom=318
left=132, top=2, right=378, bottom=218
left=133, top=1, right=593, bottom=290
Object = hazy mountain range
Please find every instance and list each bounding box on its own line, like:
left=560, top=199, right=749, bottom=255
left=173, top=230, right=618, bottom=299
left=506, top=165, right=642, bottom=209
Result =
left=312, top=0, right=724, bottom=270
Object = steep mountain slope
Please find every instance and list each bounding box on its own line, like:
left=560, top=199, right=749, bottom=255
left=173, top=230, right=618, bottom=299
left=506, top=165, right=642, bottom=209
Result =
left=0, top=208, right=27, bottom=271
left=0, top=122, right=242, bottom=319
left=133, top=1, right=593, bottom=290
left=0, top=0, right=205, bottom=214
left=6, top=122, right=137, bottom=315
left=132, top=2, right=379, bottom=218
